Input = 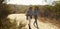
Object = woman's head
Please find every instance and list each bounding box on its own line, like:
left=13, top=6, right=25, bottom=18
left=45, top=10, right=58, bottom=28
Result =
left=29, top=7, right=32, bottom=10
left=35, top=6, right=39, bottom=10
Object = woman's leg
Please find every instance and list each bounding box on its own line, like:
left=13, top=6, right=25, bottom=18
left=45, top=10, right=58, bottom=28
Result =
left=33, top=15, right=37, bottom=27
left=28, top=15, right=32, bottom=29
left=30, top=15, right=32, bottom=19
left=34, top=15, right=39, bottom=29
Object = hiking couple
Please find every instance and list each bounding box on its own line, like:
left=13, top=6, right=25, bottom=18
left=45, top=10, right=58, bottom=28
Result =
left=26, top=6, right=39, bottom=29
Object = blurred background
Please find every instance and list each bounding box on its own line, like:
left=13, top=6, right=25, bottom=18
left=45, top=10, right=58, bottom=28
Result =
left=0, top=0, right=60, bottom=29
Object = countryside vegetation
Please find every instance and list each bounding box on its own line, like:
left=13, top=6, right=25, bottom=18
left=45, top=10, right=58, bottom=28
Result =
left=0, top=0, right=60, bottom=29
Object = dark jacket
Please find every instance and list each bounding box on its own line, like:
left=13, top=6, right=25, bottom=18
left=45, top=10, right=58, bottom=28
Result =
left=26, top=9, right=33, bottom=16
left=34, top=9, right=39, bottom=15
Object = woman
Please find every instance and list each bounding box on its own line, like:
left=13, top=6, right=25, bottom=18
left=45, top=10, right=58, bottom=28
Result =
left=26, top=7, right=33, bottom=29
left=33, top=6, right=39, bottom=29
left=26, top=7, right=33, bottom=20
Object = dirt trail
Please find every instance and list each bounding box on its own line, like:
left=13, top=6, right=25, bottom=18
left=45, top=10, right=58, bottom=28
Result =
left=18, top=14, right=60, bottom=29
left=9, top=14, right=60, bottom=29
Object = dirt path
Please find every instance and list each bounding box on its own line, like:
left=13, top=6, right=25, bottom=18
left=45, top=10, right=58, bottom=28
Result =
left=18, top=14, right=60, bottom=29
left=26, top=19, right=60, bottom=29
left=8, top=14, right=60, bottom=29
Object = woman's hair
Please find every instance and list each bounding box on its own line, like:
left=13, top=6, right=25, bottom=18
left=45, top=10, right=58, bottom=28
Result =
left=35, top=6, right=39, bottom=10
left=29, top=7, right=32, bottom=10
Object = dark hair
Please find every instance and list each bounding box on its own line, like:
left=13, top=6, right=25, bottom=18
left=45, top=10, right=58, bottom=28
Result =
left=29, top=7, right=32, bottom=9
left=35, top=6, right=39, bottom=10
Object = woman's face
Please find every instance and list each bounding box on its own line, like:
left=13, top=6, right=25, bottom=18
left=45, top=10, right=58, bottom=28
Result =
left=35, top=7, right=38, bottom=10
left=29, top=7, right=32, bottom=10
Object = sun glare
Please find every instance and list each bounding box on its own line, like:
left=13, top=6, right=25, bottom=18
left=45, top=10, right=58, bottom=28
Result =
left=5, top=0, right=47, bottom=5
left=3, top=0, right=58, bottom=5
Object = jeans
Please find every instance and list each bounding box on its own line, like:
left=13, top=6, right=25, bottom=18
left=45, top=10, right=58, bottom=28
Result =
left=34, top=15, right=39, bottom=29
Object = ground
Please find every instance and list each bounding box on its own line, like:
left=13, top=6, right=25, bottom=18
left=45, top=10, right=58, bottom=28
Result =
left=8, top=14, right=60, bottom=29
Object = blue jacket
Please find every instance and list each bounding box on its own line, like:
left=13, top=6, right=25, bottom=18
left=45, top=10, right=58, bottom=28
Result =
left=34, top=9, right=39, bottom=15
left=27, top=9, right=33, bottom=15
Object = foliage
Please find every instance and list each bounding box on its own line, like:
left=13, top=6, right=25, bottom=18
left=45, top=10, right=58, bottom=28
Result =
left=18, top=21, right=27, bottom=29
left=0, top=18, right=17, bottom=29
left=0, top=0, right=60, bottom=29
left=0, top=0, right=17, bottom=29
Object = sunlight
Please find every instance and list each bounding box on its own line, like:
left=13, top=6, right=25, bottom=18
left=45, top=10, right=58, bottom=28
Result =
left=3, top=0, right=59, bottom=5
left=6, top=0, right=47, bottom=5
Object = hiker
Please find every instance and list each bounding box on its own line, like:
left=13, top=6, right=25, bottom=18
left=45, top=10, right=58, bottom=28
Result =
left=33, top=6, right=39, bottom=29
left=26, top=7, right=33, bottom=29
left=26, top=7, right=33, bottom=20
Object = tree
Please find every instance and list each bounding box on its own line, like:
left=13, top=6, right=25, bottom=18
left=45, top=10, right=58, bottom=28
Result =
left=0, top=0, right=17, bottom=29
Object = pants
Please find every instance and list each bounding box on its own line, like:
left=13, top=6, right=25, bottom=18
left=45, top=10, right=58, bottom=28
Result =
left=26, top=15, right=32, bottom=29
left=34, top=15, right=39, bottom=29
